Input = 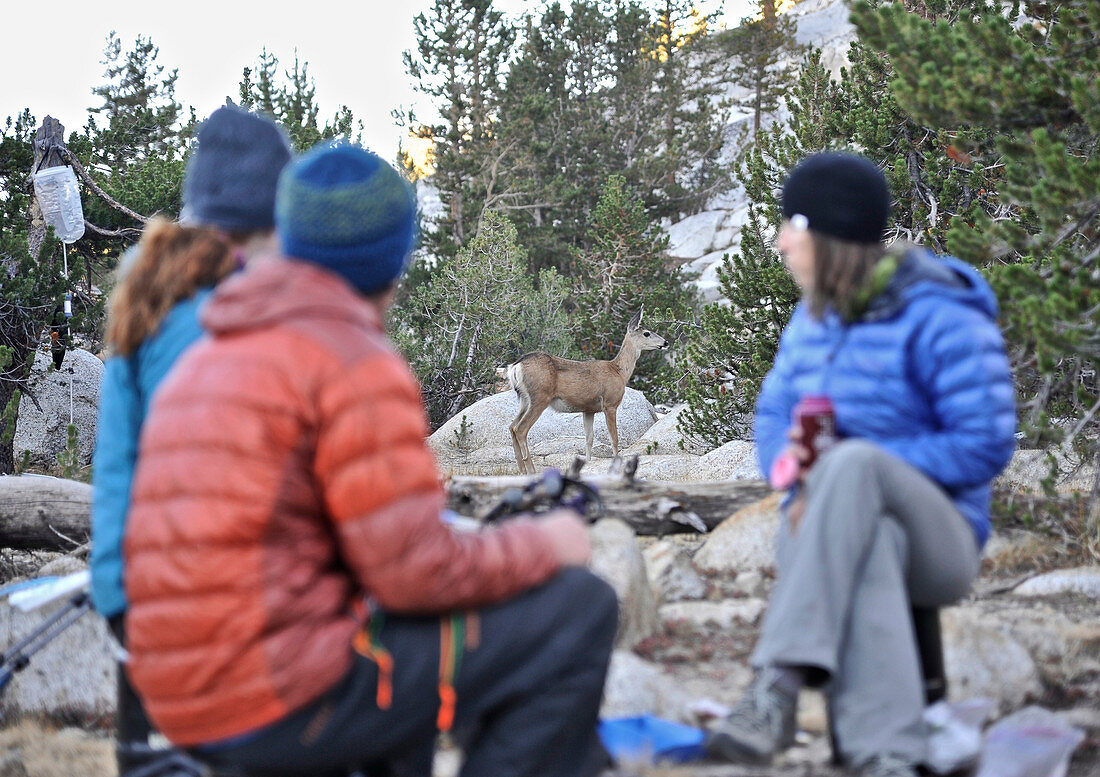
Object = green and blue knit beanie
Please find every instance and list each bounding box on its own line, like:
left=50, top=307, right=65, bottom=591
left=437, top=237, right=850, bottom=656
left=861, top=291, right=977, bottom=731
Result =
left=276, top=142, right=418, bottom=294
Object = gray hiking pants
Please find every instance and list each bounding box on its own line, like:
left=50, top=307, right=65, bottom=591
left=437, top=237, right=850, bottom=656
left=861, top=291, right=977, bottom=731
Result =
left=752, top=439, right=980, bottom=767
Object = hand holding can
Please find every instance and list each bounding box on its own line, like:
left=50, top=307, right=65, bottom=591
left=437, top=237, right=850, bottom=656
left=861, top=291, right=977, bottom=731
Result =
left=768, top=395, right=836, bottom=490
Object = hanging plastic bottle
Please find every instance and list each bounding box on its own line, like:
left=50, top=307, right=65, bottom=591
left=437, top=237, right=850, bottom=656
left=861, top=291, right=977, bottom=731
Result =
left=32, top=165, right=85, bottom=244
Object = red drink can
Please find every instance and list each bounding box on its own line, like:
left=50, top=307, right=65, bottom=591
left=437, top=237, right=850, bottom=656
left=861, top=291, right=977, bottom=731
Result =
left=794, top=395, right=836, bottom=468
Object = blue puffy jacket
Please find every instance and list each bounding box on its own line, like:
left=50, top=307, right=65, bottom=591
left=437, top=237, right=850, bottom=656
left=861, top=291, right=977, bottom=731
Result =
left=90, top=289, right=212, bottom=617
left=754, top=249, right=1016, bottom=547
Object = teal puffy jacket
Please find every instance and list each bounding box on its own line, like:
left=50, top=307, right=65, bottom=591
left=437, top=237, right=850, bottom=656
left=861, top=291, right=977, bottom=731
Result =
left=754, top=249, right=1016, bottom=547
left=90, top=289, right=212, bottom=617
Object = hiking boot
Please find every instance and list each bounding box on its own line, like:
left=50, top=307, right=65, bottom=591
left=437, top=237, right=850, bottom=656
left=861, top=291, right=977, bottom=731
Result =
left=703, top=669, right=798, bottom=764
left=857, top=753, right=920, bottom=777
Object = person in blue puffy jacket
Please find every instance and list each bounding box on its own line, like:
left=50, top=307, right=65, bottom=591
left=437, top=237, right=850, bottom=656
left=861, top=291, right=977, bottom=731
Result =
left=704, top=153, right=1016, bottom=777
left=90, top=105, right=291, bottom=774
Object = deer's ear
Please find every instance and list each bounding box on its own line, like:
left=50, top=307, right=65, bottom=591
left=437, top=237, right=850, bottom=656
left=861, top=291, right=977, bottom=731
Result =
left=628, top=310, right=642, bottom=331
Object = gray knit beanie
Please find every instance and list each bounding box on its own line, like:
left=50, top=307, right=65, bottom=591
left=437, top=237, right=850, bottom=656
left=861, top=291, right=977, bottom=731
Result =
left=182, top=105, right=293, bottom=232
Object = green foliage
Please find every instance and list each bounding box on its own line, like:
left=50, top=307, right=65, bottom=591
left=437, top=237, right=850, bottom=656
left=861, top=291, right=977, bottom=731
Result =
left=238, top=49, right=362, bottom=151
left=0, top=389, right=19, bottom=451
left=55, top=423, right=81, bottom=480
left=403, top=0, right=515, bottom=259
left=406, top=0, right=733, bottom=272
left=391, top=212, right=575, bottom=429
left=678, top=49, right=834, bottom=448
left=722, top=0, right=803, bottom=136
left=853, top=0, right=1099, bottom=547
left=0, top=225, right=90, bottom=473
left=450, top=414, right=475, bottom=462
left=571, top=175, right=696, bottom=402
left=71, top=32, right=190, bottom=299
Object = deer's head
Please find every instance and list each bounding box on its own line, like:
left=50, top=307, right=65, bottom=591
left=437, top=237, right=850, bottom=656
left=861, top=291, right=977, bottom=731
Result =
left=627, top=309, right=670, bottom=352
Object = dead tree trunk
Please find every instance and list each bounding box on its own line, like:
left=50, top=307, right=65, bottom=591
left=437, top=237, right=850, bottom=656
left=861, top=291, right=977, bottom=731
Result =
left=447, top=475, right=772, bottom=536
left=28, top=116, right=67, bottom=260
left=0, top=476, right=91, bottom=551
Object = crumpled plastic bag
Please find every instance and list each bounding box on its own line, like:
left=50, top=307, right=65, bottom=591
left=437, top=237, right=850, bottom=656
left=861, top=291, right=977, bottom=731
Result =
left=924, top=698, right=994, bottom=775
left=974, top=706, right=1086, bottom=777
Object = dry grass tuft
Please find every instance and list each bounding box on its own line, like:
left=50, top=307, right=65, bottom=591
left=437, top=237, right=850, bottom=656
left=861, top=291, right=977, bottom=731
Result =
left=0, top=719, right=113, bottom=777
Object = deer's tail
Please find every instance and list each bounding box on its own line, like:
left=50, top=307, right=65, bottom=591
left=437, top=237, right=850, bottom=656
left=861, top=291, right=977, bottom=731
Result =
left=507, top=362, right=524, bottom=395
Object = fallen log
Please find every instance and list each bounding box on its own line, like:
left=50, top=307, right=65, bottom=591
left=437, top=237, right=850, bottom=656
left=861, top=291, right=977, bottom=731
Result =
left=446, top=472, right=773, bottom=535
left=0, top=467, right=775, bottom=551
left=0, top=475, right=91, bottom=551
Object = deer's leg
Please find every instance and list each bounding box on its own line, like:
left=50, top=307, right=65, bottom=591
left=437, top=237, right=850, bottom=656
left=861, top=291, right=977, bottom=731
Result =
left=510, top=396, right=529, bottom=474
left=604, top=406, right=620, bottom=458
left=582, top=412, right=595, bottom=460
left=513, top=399, right=550, bottom=475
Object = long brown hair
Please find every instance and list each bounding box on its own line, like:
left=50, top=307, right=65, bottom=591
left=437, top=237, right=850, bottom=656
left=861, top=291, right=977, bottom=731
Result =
left=808, top=232, right=887, bottom=320
left=106, top=218, right=239, bottom=356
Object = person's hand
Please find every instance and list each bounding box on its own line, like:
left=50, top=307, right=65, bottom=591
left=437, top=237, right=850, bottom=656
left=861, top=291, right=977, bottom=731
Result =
left=769, top=425, right=814, bottom=490
left=785, top=424, right=813, bottom=475
left=539, top=509, right=592, bottom=567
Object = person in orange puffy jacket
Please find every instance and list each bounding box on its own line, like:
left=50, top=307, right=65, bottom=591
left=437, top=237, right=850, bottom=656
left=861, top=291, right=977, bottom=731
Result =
left=123, top=141, right=618, bottom=777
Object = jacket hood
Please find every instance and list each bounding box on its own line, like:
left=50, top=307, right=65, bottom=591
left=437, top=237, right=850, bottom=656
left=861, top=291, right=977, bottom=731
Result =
left=201, top=255, right=381, bottom=336
left=864, top=247, right=1000, bottom=322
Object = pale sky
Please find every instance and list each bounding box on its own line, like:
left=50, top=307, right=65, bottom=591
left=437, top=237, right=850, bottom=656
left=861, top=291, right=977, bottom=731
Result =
left=2, top=0, right=750, bottom=163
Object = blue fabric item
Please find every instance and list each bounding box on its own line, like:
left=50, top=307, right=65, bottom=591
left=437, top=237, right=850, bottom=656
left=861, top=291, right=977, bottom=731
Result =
left=276, top=142, right=417, bottom=295
left=754, top=249, right=1016, bottom=548
left=90, top=290, right=213, bottom=618
left=781, top=152, right=890, bottom=244
left=182, top=106, right=292, bottom=232
left=598, top=716, right=706, bottom=764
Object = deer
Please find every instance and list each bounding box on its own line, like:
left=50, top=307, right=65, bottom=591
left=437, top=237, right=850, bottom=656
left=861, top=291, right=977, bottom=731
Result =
left=508, top=310, right=670, bottom=474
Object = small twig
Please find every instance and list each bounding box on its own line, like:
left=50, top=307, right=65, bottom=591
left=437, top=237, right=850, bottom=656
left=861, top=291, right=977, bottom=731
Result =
left=47, top=525, right=85, bottom=550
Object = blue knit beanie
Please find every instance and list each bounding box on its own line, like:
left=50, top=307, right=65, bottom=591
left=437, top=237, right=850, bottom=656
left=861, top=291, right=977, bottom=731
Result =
left=182, top=105, right=292, bottom=232
left=781, top=152, right=890, bottom=244
left=276, top=142, right=417, bottom=294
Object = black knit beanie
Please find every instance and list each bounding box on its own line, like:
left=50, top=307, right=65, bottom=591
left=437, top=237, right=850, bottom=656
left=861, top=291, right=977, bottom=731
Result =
left=182, top=105, right=292, bottom=232
left=781, top=152, right=890, bottom=244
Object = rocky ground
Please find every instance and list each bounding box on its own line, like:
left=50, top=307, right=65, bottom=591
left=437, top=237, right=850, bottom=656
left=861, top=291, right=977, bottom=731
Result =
left=2, top=483, right=1098, bottom=777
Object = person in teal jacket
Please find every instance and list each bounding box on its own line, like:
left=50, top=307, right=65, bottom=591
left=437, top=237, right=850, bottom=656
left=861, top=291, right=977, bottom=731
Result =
left=704, top=153, right=1016, bottom=777
left=90, top=105, right=291, bottom=774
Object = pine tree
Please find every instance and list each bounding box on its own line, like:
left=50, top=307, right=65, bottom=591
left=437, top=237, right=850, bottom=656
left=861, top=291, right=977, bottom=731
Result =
left=496, top=1, right=618, bottom=275
left=571, top=175, right=696, bottom=403
left=724, top=0, right=803, bottom=137
left=853, top=0, right=1100, bottom=546
left=836, top=3, right=1004, bottom=253
left=88, top=32, right=184, bottom=166
left=71, top=33, right=189, bottom=296
left=391, top=211, right=575, bottom=428
left=403, top=0, right=515, bottom=260
left=622, top=0, right=733, bottom=221
left=239, top=51, right=361, bottom=151
left=678, top=49, right=838, bottom=447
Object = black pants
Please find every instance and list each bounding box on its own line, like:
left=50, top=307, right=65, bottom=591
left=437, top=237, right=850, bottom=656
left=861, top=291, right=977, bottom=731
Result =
left=198, top=569, right=618, bottom=777
left=109, top=615, right=157, bottom=769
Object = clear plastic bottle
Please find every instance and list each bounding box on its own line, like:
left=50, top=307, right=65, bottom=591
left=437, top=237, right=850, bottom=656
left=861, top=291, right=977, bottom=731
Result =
left=33, top=166, right=85, bottom=244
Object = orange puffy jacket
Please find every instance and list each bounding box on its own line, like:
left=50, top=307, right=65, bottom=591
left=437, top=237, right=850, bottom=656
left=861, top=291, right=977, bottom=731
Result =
left=124, top=257, right=561, bottom=746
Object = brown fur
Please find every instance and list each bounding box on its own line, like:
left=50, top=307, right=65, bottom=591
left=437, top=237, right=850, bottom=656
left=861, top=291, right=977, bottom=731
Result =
left=105, top=218, right=239, bottom=356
